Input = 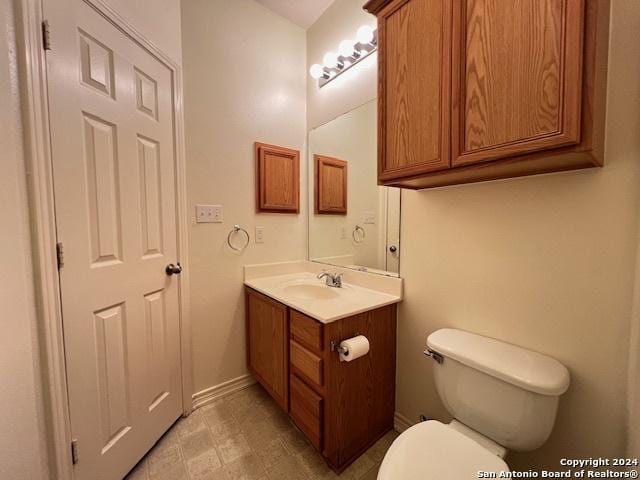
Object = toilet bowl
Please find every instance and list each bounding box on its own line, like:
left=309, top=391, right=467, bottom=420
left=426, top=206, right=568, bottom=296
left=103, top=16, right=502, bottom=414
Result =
left=378, top=328, right=570, bottom=479
left=378, top=420, right=508, bottom=480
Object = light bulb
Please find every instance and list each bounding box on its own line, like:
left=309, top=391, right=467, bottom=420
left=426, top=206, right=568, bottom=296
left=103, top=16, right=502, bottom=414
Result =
left=323, top=51, right=339, bottom=69
left=309, top=63, right=325, bottom=79
left=339, top=39, right=356, bottom=58
left=356, top=25, right=375, bottom=45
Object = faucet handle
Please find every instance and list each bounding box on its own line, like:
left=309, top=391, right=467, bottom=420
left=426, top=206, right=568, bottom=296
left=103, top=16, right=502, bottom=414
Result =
left=334, top=273, right=344, bottom=286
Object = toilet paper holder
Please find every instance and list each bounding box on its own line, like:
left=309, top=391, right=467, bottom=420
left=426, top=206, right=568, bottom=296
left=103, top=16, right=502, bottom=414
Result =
left=330, top=341, right=348, bottom=355
left=330, top=333, right=363, bottom=355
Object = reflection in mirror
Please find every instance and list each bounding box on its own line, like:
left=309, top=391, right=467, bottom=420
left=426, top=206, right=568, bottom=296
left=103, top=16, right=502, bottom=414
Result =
left=308, top=100, right=401, bottom=277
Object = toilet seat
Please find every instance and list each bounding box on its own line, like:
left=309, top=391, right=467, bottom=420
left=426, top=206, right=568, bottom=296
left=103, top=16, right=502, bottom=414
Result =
left=378, top=421, right=509, bottom=480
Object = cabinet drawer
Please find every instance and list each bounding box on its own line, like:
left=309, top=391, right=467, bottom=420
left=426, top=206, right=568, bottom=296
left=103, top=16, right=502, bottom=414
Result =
left=290, top=374, right=323, bottom=450
left=290, top=340, right=323, bottom=387
left=290, top=310, right=323, bottom=351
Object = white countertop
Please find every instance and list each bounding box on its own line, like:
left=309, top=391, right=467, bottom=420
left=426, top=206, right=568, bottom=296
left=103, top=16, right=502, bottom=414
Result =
left=244, top=269, right=402, bottom=324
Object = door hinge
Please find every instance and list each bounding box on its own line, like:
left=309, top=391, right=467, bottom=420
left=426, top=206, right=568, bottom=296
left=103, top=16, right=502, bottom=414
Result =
left=71, top=439, right=78, bottom=465
left=42, top=20, right=51, bottom=51
left=56, top=242, right=64, bottom=269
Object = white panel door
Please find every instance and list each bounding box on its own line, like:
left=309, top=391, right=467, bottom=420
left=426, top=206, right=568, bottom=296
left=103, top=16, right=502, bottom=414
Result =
left=45, top=1, right=183, bottom=478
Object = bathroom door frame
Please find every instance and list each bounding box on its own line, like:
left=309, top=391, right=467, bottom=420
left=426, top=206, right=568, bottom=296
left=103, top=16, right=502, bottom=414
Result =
left=16, top=1, right=193, bottom=478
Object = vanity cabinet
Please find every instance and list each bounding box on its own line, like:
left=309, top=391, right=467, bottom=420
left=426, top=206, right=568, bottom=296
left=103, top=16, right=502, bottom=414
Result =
left=245, top=287, right=397, bottom=472
left=364, top=0, right=610, bottom=189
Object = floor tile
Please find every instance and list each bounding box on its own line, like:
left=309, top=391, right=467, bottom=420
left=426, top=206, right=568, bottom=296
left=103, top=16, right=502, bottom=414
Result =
left=148, top=444, right=183, bottom=477
left=149, top=461, right=188, bottom=480
left=359, top=462, right=381, bottom=480
left=128, top=383, right=396, bottom=480
left=202, top=401, right=236, bottom=425
left=181, top=429, right=216, bottom=461
left=224, top=453, right=265, bottom=480
left=209, top=418, right=243, bottom=443
left=217, top=433, right=253, bottom=464
left=253, top=438, right=290, bottom=470
left=186, top=450, right=223, bottom=480
left=297, top=450, right=339, bottom=480
left=264, top=453, right=310, bottom=480
left=241, top=418, right=279, bottom=452
left=174, top=410, right=208, bottom=439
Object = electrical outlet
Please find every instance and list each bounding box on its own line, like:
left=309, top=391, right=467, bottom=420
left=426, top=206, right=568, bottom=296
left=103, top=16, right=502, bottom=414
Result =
left=196, top=204, right=223, bottom=223
left=255, top=226, right=264, bottom=243
left=363, top=211, right=376, bottom=224
left=340, top=227, right=347, bottom=239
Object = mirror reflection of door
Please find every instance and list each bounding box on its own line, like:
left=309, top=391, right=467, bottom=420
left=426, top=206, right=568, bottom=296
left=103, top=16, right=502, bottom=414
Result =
left=308, top=100, right=401, bottom=276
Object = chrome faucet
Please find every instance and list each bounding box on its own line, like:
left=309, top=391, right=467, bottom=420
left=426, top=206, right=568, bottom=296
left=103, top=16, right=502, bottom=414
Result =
left=317, top=271, right=344, bottom=288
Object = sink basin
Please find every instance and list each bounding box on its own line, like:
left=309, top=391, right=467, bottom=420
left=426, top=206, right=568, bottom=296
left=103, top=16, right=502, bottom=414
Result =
left=282, top=283, right=339, bottom=301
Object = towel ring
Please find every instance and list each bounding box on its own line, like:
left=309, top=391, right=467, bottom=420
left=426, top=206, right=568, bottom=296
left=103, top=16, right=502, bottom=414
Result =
left=227, top=225, right=250, bottom=251
left=352, top=225, right=365, bottom=244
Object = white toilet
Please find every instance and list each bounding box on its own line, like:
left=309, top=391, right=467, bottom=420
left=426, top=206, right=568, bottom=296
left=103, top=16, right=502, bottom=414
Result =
left=379, top=328, right=570, bottom=479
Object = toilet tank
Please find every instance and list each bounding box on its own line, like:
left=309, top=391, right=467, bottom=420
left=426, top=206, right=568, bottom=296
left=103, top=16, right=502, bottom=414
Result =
left=426, top=329, right=570, bottom=451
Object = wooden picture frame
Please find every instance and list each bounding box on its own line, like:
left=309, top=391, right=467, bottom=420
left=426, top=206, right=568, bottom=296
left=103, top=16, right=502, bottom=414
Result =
left=255, top=142, right=300, bottom=213
left=315, top=155, right=348, bottom=215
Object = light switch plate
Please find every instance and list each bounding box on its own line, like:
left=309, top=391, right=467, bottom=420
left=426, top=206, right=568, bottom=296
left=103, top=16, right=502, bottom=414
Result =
left=255, top=226, right=264, bottom=243
left=196, top=204, right=223, bottom=223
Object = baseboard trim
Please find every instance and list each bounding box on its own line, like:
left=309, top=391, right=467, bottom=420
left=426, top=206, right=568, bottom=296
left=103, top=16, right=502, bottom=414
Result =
left=192, top=374, right=256, bottom=411
left=394, top=412, right=414, bottom=433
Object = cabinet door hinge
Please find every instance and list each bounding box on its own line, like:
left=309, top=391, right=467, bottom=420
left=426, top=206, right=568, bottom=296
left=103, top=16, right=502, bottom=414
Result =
left=71, top=439, right=78, bottom=465
left=56, top=242, right=64, bottom=269
left=42, top=20, right=51, bottom=51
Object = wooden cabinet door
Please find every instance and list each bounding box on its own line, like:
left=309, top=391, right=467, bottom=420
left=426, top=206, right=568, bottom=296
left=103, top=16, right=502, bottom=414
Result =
left=246, top=289, right=288, bottom=410
left=451, top=0, right=585, bottom=167
left=377, top=0, right=453, bottom=181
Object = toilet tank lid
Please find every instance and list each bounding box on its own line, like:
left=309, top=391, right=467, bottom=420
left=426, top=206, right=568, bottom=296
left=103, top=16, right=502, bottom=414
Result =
left=427, top=329, right=570, bottom=396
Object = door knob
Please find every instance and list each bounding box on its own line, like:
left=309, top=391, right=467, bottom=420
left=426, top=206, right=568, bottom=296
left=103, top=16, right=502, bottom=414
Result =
left=165, top=263, right=183, bottom=276
left=389, top=245, right=398, bottom=253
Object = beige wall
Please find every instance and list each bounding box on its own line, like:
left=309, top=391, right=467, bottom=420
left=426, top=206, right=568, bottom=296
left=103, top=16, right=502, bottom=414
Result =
left=0, top=1, right=47, bottom=478
left=182, top=0, right=308, bottom=394
left=307, top=0, right=376, bottom=129
left=397, top=0, right=640, bottom=470
left=308, top=0, right=640, bottom=470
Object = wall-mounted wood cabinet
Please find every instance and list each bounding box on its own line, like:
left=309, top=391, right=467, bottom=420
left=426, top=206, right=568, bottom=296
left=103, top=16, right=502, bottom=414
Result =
left=255, top=142, right=300, bottom=212
left=245, top=288, right=396, bottom=472
left=364, top=0, right=610, bottom=189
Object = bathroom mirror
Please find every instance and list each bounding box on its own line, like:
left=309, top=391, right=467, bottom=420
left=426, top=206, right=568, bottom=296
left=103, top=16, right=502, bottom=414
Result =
left=308, top=100, right=401, bottom=276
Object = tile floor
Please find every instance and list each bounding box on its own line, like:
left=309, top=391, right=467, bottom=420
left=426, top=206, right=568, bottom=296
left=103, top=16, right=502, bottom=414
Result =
left=125, top=383, right=398, bottom=480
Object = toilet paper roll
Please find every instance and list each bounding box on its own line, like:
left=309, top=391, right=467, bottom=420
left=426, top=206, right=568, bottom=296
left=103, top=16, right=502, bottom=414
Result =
left=339, top=335, right=370, bottom=362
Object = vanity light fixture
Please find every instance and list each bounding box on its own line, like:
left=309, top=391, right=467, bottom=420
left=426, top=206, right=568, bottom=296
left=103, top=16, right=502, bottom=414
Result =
left=309, top=24, right=378, bottom=88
